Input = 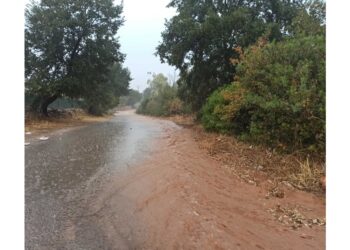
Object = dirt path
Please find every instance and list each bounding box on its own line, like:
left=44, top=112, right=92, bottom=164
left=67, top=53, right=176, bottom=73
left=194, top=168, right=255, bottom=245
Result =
left=85, top=116, right=325, bottom=249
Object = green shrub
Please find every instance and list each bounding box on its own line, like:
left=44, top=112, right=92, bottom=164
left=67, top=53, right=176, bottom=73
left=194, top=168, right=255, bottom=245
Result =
left=201, top=83, right=246, bottom=133
left=239, top=35, right=325, bottom=152
left=201, top=35, right=325, bottom=153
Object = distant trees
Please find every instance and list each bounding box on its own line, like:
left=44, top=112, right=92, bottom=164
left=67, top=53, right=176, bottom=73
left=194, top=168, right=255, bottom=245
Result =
left=119, top=89, right=143, bottom=108
left=157, top=0, right=306, bottom=111
left=137, top=73, right=186, bottom=116
left=25, top=0, right=130, bottom=115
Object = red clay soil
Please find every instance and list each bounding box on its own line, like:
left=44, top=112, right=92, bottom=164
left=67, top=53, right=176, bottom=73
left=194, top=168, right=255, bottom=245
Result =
left=87, top=118, right=325, bottom=250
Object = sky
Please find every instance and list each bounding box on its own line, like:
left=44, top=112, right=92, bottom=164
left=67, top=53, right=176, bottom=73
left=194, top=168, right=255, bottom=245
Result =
left=117, top=0, right=177, bottom=92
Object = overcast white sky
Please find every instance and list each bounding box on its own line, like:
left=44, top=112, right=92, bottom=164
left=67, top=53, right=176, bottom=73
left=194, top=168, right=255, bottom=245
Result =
left=25, top=0, right=177, bottom=92
left=118, top=0, right=177, bottom=91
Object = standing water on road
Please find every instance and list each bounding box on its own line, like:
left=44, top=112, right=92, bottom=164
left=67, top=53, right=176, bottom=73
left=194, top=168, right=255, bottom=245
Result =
left=25, top=111, right=169, bottom=249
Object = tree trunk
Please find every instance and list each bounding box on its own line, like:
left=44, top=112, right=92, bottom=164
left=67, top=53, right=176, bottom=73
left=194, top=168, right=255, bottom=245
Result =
left=40, top=95, right=58, bottom=116
left=30, top=96, right=43, bottom=112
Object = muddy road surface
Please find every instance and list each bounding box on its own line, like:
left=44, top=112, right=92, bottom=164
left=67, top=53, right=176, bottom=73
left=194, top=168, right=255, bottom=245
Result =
left=25, top=110, right=325, bottom=250
left=25, top=111, right=166, bottom=249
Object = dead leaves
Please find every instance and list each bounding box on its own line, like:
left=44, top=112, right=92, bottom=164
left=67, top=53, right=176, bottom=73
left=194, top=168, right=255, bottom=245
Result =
left=268, top=204, right=325, bottom=230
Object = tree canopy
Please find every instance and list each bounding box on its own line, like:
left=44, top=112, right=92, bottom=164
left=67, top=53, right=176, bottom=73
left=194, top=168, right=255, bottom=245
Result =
left=156, top=0, right=309, bottom=110
left=25, top=0, right=130, bottom=115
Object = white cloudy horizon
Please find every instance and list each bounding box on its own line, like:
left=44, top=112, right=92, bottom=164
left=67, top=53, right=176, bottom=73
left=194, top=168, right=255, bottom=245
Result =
left=117, top=0, right=177, bottom=92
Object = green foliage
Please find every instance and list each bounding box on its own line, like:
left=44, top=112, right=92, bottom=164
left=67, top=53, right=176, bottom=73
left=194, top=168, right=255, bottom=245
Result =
left=157, top=0, right=304, bottom=111
left=25, top=0, right=129, bottom=115
left=202, top=34, right=325, bottom=153
left=239, top=35, right=325, bottom=152
left=162, top=0, right=327, bottom=153
left=289, top=0, right=326, bottom=37
left=201, top=82, right=251, bottom=134
left=137, top=74, right=186, bottom=116
left=83, top=63, right=131, bottom=115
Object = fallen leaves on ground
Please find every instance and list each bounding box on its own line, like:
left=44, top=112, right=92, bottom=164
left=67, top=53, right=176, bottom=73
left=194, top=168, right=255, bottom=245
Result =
left=268, top=204, right=326, bottom=230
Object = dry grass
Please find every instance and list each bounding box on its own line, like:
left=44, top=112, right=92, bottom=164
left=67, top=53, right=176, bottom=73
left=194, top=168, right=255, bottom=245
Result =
left=289, top=159, right=325, bottom=192
left=25, top=109, right=112, bottom=134
left=168, top=115, right=325, bottom=194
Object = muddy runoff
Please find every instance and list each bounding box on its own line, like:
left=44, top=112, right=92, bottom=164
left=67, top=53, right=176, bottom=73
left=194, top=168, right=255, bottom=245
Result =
left=25, top=110, right=325, bottom=250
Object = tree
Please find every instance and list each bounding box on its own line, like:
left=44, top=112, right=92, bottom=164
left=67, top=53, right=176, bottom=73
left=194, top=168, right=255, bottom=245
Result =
left=289, top=0, right=326, bottom=37
left=83, top=63, right=131, bottom=115
left=137, top=73, right=181, bottom=116
left=25, top=0, right=126, bottom=115
left=156, top=0, right=304, bottom=111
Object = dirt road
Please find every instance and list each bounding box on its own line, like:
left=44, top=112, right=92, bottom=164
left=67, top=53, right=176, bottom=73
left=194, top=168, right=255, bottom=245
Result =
left=25, top=110, right=325, bottom=249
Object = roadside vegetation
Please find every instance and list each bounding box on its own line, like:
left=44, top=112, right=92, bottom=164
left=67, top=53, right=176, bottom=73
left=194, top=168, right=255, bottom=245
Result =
left=152, top=0, right=325, bottom=154
left=137, top=73, right=190, bottom=116
left=201, top=34, right=325, bottom=154
left=139, top=0, right=326, bottom=192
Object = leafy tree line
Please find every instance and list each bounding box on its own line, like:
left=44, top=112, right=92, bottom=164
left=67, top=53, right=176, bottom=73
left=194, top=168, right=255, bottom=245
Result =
left=154, top=0, right=325, bottom=153
left=157, top=0, right=309, bottom=111
left=25, top=0, right=131, bottom=115
left=137, top=73, right=188, bottom=116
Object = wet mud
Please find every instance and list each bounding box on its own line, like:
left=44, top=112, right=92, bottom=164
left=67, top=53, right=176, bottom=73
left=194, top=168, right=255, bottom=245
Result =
left=25, top=110, right=325, bottom=249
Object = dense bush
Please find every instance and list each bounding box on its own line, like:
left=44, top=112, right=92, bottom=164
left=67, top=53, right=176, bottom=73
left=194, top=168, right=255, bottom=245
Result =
left=201, top=84, right=246, bottom=133
left=201, top=35, right=325, bottom=153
